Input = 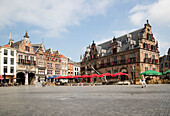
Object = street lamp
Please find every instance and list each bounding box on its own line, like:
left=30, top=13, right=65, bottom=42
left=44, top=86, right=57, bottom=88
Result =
left=132, top=64, right=135, bottom=84
left=25, top=62, right=33, bottom=85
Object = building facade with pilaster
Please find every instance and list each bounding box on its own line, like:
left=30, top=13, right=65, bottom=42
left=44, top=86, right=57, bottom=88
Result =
left=80, top=20, right=159, bottom=83
left=9, top=31, right=37, bottom=85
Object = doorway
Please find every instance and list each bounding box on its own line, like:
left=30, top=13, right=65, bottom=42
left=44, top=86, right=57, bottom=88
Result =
left=16, top=72, right=25, bottom=85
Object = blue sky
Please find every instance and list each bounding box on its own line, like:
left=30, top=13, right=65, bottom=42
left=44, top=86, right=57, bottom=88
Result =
left=0, top=0, right=170, bottom=62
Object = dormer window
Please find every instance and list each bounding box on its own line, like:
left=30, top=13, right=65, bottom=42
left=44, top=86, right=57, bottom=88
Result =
left=147, top=33, right=151, bottom=40
left=25, top=46, right=30, bottom=52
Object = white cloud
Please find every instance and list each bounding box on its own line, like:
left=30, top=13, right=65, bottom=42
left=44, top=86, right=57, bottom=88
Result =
left=95, top=29, right=137, bottom=45
left=153, top=33, right=170, bottom=55
left=112, top=29, right=137, bottom=37
left=95, top=36, right=112, bottom=45
left=0, top=0, right=113, bottom=38
left=129, top=0, right=170, bottom=26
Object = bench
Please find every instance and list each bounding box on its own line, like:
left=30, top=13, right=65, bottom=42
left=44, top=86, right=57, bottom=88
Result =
left=118, top=81, right=130, bottom=85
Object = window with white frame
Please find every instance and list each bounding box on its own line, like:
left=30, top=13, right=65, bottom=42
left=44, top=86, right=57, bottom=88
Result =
left=30, top=56, right=34, bottom=64
left=55, top=70, right=60, bottom=75
left=4, top=66, right=7, bottom=73
left=4, top=49, right=8, bottom=55
left=47, top=63, right=53, bottom=68
left=11, top=51, right=14, bottom=56
left=25, top=56, right=28, bottom=63
left=47, top=70, right=52, bottom=74
left=11, top=58, right=14, bottom=65
left=55, top=64, right=60, bottom=69
left=4, top=57, right=7, bottom=64
left=10, top=67, right=14, bottom=73
left=38, top=61, right=44, bottom=66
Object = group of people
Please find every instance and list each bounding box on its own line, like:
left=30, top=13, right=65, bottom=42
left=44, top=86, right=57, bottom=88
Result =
left=140, top=75, right=147, bottom=88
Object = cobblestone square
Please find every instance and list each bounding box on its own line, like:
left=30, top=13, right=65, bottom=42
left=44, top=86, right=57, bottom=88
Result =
left=0, top=84, right=170, bottom=116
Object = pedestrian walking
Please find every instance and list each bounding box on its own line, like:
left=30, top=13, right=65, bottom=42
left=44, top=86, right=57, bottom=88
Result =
left=141, top=75, right=147, bottom=88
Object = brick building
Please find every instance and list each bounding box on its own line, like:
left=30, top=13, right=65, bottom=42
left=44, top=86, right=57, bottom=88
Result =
left=67, top=58, right=74, bottom=76
left=80, top=20, right=159, bottom=83
left=32, top=43, right=47, bottom=82
left=59, top=54, right=68, bottom=76
left=159, top=48, right=170, bottom=73
left=45, top=49, right=62, bottom=78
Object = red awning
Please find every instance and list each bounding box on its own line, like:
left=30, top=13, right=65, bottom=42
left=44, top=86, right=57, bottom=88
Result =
left=101, top=73, right=113, bottom=76
left=90, top=74, right=99, bottom=78
left=112, top=72, right=128, bottom=76
left=82, top=74, right=91, bottom=78
left=0, top=76, right=3, bottom=80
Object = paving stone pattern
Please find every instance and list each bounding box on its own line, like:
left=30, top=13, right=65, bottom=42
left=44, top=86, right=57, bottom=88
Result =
left=0, top=84, right=170, bottom=116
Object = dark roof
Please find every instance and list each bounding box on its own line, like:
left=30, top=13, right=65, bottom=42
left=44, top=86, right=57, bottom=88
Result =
left=97, top=28, right=144, bottom=54
left=11, top=40, right=23, bottom=48
left=32, top=43, right=46, bottom=53
left=32, top=43, right=42, bottom=52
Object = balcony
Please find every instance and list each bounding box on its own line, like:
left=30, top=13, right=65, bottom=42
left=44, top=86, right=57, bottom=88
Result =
left=18, top=59, right=36, bottom=66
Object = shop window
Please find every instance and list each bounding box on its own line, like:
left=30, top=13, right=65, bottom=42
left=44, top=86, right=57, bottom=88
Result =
left=11, top=58, right=14, bottom=65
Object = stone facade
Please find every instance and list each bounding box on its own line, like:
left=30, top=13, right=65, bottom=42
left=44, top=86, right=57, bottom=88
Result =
left=80, top=20, right=159, bottom=83
left=10, top=31, right=37, bottom=85
left=32, top=43, right=47, bottom=82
